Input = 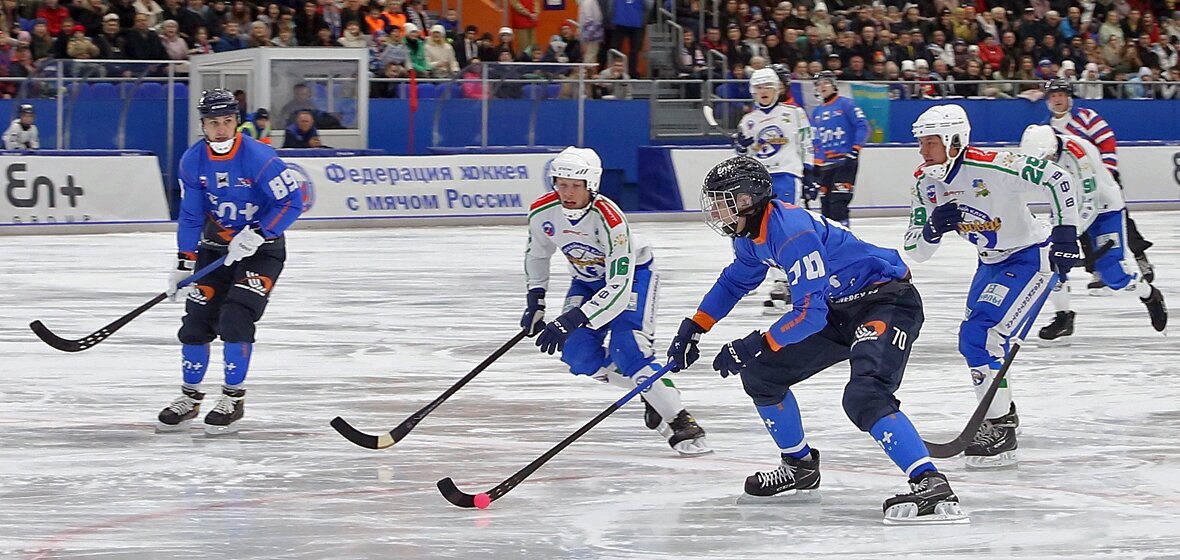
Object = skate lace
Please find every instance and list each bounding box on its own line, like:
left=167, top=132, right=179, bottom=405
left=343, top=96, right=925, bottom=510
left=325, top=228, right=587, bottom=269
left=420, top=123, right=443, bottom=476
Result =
left=211, top=395, right=237, bottom=415
left=975, top=421, right=1003, bottom=445
left=166, top=395, right=195, bottom=415
left=757, top=465, right=794, bottom=487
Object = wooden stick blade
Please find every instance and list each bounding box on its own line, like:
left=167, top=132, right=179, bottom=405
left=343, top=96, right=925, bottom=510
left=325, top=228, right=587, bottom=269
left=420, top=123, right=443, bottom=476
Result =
left=330, top=416, right=397, bottom=449
left=436, top=477, right=477, bottom=508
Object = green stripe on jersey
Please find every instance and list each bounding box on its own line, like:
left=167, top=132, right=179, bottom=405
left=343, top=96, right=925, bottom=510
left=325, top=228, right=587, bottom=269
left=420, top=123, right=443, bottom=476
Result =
left=962, top=160, right=1018, bottom=176
left=528, top=200, right=562, bottom=219
left=587, top=279, right=631, bottom=321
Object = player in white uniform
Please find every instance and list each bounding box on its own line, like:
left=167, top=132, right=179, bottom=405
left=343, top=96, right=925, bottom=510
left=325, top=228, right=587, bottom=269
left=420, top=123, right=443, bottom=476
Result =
left=733, top=67, right=815, bottom=314
left=3, top=104, right=39, bottom=150
left=522, top=147, right=711, bottom=456
left=1019, top=125, right=1167, bottom=341
left=905, top=105, right=1082, bottom=469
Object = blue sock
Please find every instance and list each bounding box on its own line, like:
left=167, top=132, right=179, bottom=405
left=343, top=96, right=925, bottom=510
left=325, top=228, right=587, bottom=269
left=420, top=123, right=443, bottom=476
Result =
left=181, top=344, right=210, bottom=385
left=756, top=391, right=811, bottom=460
left=223, top=342, right=253, bottom=387
left=870, top=411, right=936, bottom=479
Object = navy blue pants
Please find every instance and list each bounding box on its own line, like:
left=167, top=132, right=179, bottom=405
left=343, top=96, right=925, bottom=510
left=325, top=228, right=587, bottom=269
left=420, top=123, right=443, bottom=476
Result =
left=817, top=158, right=858, bottom=225
left=178, top=238, right=286, bottom=345
left=738, top=279, right=922, bottom=432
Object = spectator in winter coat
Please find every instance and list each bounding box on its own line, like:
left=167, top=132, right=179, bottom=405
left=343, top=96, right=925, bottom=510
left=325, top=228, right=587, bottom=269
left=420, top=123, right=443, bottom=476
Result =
left=294, top=1, right=329, bottom=46
left=36, top=0, right=70, bottom=36
left=425, top=25, right=459, bottom=77
left=125, top=13, right=168, bottom=60
left=160, top=20, right=189, bottom=60
left=215, top=21, right=248, bottom=52
left=338, top=20, right=372, bottom=47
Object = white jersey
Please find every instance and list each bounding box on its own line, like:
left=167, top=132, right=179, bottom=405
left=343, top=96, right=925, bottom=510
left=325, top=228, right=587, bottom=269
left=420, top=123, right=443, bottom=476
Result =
left=525, top=192, right=653, bottom=329
left=3, top=120, right=39, bottom=150
left=735, top=102, right=814, bottom=177
left=1053, top=133, right=1124, bottom=231
left=905, top=147, right=1081, bottom=265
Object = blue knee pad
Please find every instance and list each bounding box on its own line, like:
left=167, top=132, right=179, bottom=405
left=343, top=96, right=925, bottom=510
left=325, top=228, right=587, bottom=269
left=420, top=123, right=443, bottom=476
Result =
left=560, top=328, right=608, bottom=376
left=608, top=333, right=655, bottom=377
left=1089, top=211, right=1134, bottom=290
left=957, top=319, right=994, bottom=368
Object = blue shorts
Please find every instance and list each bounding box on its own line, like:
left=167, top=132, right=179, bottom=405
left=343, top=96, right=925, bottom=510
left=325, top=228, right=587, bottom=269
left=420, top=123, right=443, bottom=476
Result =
left=560, top=265, right=659, bottom=377
left=959, top=244, right=1053, bottom=368
left=771, top=173, right=798, bottom=204
left=1087, top=209, right=1136, bottom=290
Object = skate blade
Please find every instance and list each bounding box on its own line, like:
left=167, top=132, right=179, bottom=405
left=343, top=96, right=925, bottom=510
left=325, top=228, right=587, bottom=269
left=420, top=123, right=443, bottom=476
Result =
left=672, top=437, right=713, bottom=457
left=204, top=422, right=241, bottom=436
left=155, top=420, right=192, bottom=433
left=964, top=452, right=1017, bottom=470
left=1036, top=336, right=1072, bottom=347
left=737, top=489, right=821, bottom=505
left=883, top=502, right=970, bottom=525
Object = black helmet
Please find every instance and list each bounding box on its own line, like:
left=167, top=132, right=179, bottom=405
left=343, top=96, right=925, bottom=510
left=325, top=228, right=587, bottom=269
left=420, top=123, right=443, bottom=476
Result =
left=254, top=107, right=269, bottom=119
left=701, top=156, right=773, bottom=238
left=814, top=70, right=838, bottom=87
left=772, top=63, right=792, bottom=85
left=18, top=104, right=33, bottom=115
left=197, top=88, right=238, bottom=118
left=1044, top=78, right=1072, bottom=95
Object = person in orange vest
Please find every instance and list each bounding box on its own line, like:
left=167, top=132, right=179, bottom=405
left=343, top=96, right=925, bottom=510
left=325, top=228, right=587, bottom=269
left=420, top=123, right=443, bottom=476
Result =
left=237, top=108, right=272, bottom=145
left=510, top=0, right=540, bottom=51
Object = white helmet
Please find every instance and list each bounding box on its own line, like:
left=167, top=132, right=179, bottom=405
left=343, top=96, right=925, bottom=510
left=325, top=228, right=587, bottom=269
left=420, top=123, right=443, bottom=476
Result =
left=548, top=146, right=603, bottom=219
left=749, top=68, right=781, bottom=108
left=911, top=104, right=971, bottom=181
left=1019, top=124, right=1061, bottom=161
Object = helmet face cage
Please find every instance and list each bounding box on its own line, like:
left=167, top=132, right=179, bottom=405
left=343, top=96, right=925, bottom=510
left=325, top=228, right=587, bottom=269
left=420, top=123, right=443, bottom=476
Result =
left=701, top=188, right=744, bottom=237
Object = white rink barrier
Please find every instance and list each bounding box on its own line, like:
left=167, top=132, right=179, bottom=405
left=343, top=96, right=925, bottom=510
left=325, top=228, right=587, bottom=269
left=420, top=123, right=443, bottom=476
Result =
left=287, top=153, right=556, bottom=222
left=668, top=144, right=1180, bottom=213
left=0, top=153, right=171, bottom=233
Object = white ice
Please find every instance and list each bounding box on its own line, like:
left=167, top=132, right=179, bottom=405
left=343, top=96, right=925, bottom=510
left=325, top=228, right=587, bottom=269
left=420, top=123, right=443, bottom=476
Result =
left=1, top=212, right=1178, bottom=560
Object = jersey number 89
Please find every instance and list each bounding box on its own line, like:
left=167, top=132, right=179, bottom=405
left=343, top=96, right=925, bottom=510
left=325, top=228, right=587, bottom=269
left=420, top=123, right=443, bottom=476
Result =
left=268, top=169, right=301, bottom=199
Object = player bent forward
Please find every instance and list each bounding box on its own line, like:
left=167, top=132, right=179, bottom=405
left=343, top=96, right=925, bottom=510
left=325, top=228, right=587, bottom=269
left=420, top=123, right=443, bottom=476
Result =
left=667, top=156, right=966, bottom=524
left=522, top=147, right=710, bottom=455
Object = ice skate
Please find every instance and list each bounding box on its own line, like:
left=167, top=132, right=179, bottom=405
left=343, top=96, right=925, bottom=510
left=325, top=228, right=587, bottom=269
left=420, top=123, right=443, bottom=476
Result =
left=666, top=410, right=712, bottom=456
left=738, top=449, right=821, bottom=504
left=964, top=409, right=1018, bottom=469
left=157, top=386, right=204, bottom=432
left=1141, top=286, right=1168, bottom=333
left=1037, top=311, right=1075, bottom=345
left=762, top=280, right=791, bottom=315
left=882, top=471, right=969, bottom=525
left=204, top=386, right=245, bottom=436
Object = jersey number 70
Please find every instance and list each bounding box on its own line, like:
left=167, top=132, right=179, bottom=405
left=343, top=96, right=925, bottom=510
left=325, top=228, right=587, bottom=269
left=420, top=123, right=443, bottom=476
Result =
left=786, top=251, right=825, bottom=285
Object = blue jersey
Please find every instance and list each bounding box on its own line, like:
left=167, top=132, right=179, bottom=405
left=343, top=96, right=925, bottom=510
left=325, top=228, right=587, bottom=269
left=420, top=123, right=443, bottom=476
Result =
left=692, top=201, right=910, bottom=350
left=176, top=134, right=303, bottom=254
left=810, top=96, right=869, bottom=165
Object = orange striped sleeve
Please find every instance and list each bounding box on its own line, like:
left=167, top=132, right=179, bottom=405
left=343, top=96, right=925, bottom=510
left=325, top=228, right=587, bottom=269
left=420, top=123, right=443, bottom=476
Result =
left=691, top=311, right=717, bottom=331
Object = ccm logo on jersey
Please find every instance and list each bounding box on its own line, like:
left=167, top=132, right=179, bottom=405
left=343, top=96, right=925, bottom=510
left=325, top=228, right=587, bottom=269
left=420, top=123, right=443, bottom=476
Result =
left=236, top=272, right=274, bottom=296
left=852, top=320, right=887, bottom=346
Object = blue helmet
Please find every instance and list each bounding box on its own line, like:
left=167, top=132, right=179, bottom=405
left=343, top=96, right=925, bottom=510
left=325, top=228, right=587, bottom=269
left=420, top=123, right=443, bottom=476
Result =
left=197, top=88, right=238, bottom=119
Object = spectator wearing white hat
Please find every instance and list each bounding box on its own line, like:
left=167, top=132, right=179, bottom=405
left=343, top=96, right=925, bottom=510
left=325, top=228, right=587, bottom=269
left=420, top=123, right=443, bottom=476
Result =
left=497, top=26, right=517, bottom=59
left=425, top=23, right=459, bottom=77
left=1077, top=61, right=1104, bottom=99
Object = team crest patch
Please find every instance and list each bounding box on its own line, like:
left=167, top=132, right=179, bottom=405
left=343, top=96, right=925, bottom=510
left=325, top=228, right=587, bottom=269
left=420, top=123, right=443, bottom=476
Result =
left=562, top=241, right=606, bottom=269
left=542, top=221, right=555, bottom=237
left=978, top=283, right=1009, bottom=306
left=925, top=183, right=938, bottom=204
left=216, top=172, right=230, bottom=188
left=852, top=320, right=887, bottom=346
left=972, top=178, right=990, bottom=197
left=970, top=368, right=988, bottom=386
left=236, top=271, right=275, bottom=296
left=187, top=285, right=215, bottom=305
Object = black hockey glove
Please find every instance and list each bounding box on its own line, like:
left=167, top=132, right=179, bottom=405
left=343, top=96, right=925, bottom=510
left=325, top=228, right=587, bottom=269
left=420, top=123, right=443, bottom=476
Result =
left=520, top=288, right=546, bottom=337
left=713, top=331, right=766, bottom=379
left=801, top=170, right=820, bottom=202
left=922, top=202, right=962, bottom=243
left=536, top=307, right=588, bottom=355
left=667, top=318, right=706, bottom=372
left=1049, top=225, right=1083, bottom=279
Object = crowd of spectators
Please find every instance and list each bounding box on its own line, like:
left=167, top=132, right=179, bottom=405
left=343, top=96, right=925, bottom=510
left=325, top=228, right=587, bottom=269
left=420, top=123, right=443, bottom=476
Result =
left=3, top=0, right=1180, bottom=102
left=668, top=0, right=1180, bottom=99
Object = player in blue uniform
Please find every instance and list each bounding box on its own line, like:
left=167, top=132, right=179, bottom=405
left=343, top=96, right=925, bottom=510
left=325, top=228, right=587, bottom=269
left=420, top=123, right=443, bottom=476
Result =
left=666, top=156, right=967, bottom=524
left=157, top=89, right=304, bottom=435
left=809, top=71, right=869, bottom=227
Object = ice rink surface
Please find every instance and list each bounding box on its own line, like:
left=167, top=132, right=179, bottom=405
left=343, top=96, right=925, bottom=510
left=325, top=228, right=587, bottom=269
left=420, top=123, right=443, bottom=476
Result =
left=1, top=211, right=1178, bottom=560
